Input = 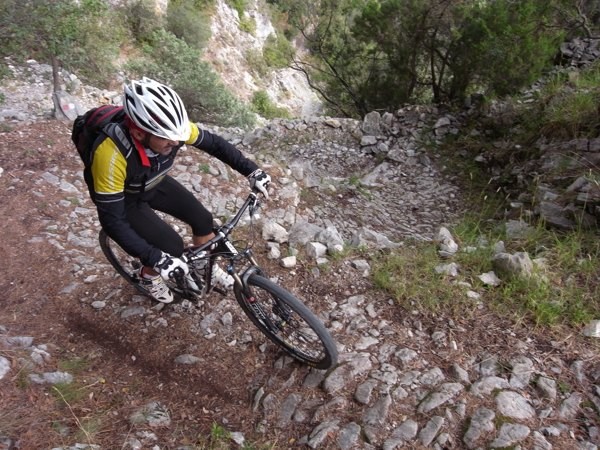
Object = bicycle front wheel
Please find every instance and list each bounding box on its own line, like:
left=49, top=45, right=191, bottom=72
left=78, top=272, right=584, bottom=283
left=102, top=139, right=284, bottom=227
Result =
left=234, top=274, right=338, bottom=370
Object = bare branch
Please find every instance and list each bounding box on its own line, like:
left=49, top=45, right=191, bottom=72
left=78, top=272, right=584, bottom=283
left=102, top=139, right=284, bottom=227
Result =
left=289, top=58, right=354, bottom=117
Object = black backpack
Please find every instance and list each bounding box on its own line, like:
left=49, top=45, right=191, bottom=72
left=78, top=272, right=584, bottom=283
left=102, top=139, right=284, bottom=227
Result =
left=71, top=105, right=126, bottom=168
left=71, top=105, right=129, bottom=201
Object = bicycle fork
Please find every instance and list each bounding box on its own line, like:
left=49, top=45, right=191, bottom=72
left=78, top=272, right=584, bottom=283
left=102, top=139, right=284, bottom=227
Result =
left=236, top=275, right=291, bottom=333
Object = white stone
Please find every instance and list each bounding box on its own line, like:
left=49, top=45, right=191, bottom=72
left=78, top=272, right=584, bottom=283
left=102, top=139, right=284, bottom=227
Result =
left=0, top=356, right=10, bottom=380
left=479, top=271, right=501, bottom=286
left=582, top=320, right=600, bottom=337
left=280, top=256, right=296, bottom=268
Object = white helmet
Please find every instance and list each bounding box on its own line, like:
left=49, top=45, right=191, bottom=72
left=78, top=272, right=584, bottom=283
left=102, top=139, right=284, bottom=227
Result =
left=123, top=77, right=191, bottom=141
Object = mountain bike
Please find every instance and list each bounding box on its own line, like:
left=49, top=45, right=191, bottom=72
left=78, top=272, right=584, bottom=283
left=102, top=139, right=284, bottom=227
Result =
left=98, top=191, right=338, bottom=370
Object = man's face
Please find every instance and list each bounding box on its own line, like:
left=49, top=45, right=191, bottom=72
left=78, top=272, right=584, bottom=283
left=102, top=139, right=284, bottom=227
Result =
left=147, top=134, right=180, bottom=155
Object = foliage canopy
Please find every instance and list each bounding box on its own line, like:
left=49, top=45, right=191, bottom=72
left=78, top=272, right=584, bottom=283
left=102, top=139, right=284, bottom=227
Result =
left=0, top=0, right=124, bottom=87
left=286, top=0, right=576, bottom=117
left=0, top=0, right=597, bottom=124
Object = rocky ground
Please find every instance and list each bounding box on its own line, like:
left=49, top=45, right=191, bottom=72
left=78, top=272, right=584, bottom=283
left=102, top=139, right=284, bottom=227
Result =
left=1, top=57, right=600, bottom=449
left=0, top=112, right=599, bottom=450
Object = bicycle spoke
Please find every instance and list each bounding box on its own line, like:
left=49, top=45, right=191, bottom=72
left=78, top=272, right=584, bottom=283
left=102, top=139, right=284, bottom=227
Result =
left=235, top=274, right=337, bottom=369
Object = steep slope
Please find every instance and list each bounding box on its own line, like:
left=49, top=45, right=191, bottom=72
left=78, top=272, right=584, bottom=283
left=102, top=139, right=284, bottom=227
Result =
left=1, top=43, right=599, bottom=448
left=204, top=0, right=322, bottom=117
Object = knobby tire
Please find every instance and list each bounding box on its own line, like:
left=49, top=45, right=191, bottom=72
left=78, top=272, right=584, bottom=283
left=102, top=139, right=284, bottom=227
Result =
left=99, top=229, right=201, bottom=300
left=234, top=274, right=337, bottom=370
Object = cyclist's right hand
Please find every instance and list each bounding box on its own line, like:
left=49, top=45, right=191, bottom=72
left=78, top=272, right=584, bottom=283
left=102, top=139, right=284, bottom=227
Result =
left=155, top=252, right=190, bottom=280
left=248, top=169, right=271, bottom=199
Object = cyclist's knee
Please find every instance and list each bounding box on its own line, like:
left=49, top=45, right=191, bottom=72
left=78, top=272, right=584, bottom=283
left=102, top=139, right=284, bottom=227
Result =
left=159, top=234, right=185, bottom=257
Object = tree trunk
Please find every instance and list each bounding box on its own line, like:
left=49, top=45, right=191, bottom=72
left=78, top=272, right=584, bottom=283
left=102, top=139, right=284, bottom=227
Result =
left=51, top=54, right=71, bottom=121
left=51, top=55, right=61, bottom=93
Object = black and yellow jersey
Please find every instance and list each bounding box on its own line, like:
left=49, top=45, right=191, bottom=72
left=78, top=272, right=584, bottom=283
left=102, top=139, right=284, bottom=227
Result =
left=90, top=121, right=259, bottom=266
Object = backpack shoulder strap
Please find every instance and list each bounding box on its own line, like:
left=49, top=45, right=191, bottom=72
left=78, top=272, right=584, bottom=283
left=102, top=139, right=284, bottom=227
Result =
left=101, top=122, right=151, bottom=168
left=88, top=105, right=122, bottom=126
left=101, top=122, right=134, bottom=160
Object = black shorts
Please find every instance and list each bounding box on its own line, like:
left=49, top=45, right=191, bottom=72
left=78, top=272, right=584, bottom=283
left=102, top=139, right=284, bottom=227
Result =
left=124, top=176, right=213, bottom=257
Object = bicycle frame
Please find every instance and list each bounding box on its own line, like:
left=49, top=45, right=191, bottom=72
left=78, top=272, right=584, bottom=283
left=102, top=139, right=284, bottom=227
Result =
left=99, top=190, right=338, bottom=368
left=171, top=192, right=264, bottom=297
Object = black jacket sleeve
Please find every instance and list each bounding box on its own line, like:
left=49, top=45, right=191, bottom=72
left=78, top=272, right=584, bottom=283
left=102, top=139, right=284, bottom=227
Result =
left=96, top=198, right=163, bottom=267
left=191, top=128, right=259, bottom=176
left=91, top=135, right=163, bottom=267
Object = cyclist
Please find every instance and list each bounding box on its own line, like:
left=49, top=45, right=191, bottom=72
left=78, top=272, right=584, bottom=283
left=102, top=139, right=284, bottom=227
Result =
left=89, top=77, right=271, bottom=303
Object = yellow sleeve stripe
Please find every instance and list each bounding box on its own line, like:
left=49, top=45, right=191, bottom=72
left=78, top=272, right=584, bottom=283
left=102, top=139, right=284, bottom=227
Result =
left=186, top=121, right=200, bottom=145
left=91, top=138, right=127, bottom=194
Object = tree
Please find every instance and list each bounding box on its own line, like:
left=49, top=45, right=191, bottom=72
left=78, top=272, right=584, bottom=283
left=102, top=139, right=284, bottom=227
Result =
left=123, top=0, right=165, bottom=44
left=166, top=0, right=212, bottom=50
left=0, top=0, right=123, bottom=89
left=554, top=0, right=600, bottom=38
left=286, top=0, right=568, bottom=117
left=353, top=0, right=434, bottom=104
left=288, top=0, right=379, bottom=117
left=447, top=0, right=564, bottom=99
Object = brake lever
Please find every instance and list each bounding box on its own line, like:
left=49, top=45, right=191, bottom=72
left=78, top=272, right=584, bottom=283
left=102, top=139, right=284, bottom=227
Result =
left=249, top=197, right=261, bottom=217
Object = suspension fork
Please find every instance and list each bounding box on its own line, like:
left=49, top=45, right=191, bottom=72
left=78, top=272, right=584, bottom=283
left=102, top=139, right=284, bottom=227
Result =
left=236, top=262, right=292, bottom=329
left=223, top=245, right=261, bottom=292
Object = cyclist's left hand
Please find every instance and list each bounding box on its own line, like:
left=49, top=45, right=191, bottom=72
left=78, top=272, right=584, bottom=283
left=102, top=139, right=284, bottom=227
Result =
left=248, top=169, right=271, bottom=199
left=155, top=253, right=189, bottom=280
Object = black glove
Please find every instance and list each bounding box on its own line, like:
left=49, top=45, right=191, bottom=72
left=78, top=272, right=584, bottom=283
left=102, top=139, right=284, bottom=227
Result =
left=248, top=169, right=271, bottom=199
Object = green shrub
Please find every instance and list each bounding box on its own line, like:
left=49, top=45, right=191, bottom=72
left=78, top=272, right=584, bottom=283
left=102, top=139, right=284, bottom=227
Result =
left=265, top=1, right=298, bottom=41
left=263, top=34, right=294, bottom=69
left=0, top=0, right=122, bottom=88
left=543, top=90, right=600, bottom=138
left=126, top=29, right=255, bottom=128
left=166, top=0, right=212, bottom=49
left=0, top=61, right=10, bottom=81
left=223, top=0, right=254, bottom=34
left=538, top=63, right=600, bottom=138
left=372, top=244, right=469, bottom=314
left=123, top=0, right=164, bottom=44
left=62, top=3, right=126, bottom=86
left=251, top=90, right=290, bottom=119
left=0, top=61, right=7, bottom=103
left=225, top=0, right=246, bottom=18
left=371, top=217, right=600, bottom=327
left=239, top=16, right=256, bottom=34
left=245, top=49, right=269, bottom=77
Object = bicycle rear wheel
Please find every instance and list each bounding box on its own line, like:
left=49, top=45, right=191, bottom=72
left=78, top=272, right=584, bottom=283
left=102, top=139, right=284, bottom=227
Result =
left=99, top=229, right=150, bottom=295
left=234, top=274, right=338, bottom=370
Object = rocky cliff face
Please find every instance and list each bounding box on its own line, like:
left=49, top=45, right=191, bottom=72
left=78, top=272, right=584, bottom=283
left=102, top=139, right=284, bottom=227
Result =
left=204, top=0, right=322, bottom=117
left=106, top=0, right=322, bottom=116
